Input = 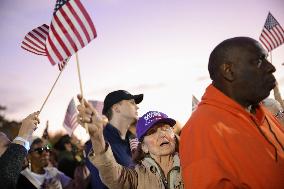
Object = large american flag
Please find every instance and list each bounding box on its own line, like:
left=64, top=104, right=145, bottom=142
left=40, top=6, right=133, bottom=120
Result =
left=21, top=24, right=49, bottom=56
left=46, top=0, right=97, bottom=65
left=259, top=12, right=284, bottom=52
left=63, top=98, right=79, bottom=136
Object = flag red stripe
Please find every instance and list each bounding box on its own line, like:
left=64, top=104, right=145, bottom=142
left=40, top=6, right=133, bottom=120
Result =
left=33, top=30, right=47, bottom=43
left=47, top=35, right=63, bottom=64
left=38, top=24, right=49, bottom=35
left=67, top=2, right=91, bottom=42
left=74, top=0, right=97, bottom=39
left=259, top=37, right=271, bottom=51
left=261, top=32, right=273, bottom=51
left=24, top=36, right=45, bottom=51
left=271, top=28, right=282, bottom=45
left=22, top=41, right=46, bottom=54
left=59, top=7, right=85, bottom=48
left=21, top=46, right=46, bottom=56
left=28, top=32, right=46, bottom=47
left=268, top=28, right=280, bottom=46
left=275, top=26, right=284, bottom=42
left=46, top=50, right=57, bottom=65
left=50, top=20, right=72, bottom=57
left=263, top=30, right=277, bottom=48
left=54, top=13, right=78, bottom=52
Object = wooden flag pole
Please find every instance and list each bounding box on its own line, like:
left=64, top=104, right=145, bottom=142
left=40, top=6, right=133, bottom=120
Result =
left=271, top=52, right=284, bottom=109
left=75, top=53, right=88, bottom=133
left=76, top=53, right=84, bottom=97
left=39, top=69, right=64, bottom=114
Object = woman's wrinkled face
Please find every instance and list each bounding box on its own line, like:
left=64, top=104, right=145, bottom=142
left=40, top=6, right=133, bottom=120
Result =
left=142, top=123, right=176, bottom=157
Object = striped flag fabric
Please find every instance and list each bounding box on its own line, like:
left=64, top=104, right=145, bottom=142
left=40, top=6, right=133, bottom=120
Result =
left=259, top=12, right=284, bottom=52
left=58, top=57, right=70, bottom=71
left=21, top=24, right=49, bottom=56
left=46, top=0, right=97, bottom=65
left=63, top=98, right=79, bottom=136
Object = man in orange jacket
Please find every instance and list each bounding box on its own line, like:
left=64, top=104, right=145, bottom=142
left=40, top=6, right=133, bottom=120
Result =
left=180, top=37, right=284, bottom=189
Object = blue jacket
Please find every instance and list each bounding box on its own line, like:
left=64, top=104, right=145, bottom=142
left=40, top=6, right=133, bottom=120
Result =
left=85, top=123, right=134, bottom=189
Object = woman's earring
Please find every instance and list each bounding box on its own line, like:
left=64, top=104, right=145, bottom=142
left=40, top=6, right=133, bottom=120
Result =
left=28, top=161, right=31, bottom=170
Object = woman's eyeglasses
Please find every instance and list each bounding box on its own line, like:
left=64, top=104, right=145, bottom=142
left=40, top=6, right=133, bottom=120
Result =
left=29, top=146, right=51, bottom=154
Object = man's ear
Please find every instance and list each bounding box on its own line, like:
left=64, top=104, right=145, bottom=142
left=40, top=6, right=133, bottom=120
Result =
left=220, top=63, right=234, bottom=81
left=112, top=104, right=120, bottom=113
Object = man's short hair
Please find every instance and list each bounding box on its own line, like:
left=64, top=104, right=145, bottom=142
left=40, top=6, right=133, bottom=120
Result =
left=208, top=37, right=255, bottom=82
left=104, top=108, right=113, bottom=120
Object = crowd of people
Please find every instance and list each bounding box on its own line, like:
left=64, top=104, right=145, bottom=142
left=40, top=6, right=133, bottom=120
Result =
left=1, top=36, right=284, bottom=189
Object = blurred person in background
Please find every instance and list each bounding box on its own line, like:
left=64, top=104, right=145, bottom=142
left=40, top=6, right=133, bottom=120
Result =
left=54, top=135, right=79, bottom=179
left=263, top=98, right=284, bottom=127
left=17, top=138, right=71, bottom=189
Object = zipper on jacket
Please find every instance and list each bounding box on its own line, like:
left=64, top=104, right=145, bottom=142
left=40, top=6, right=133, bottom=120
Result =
left=147, top=156, right=169, bottom=189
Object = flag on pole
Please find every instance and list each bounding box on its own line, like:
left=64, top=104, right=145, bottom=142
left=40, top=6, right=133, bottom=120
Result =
left=21, top=24, right=49, bottom=56
left=63, top=98, right=79, bottom=136
left=21, top=24, right=71, bottom=71
left=88, top=100, right=104, bottom=115
left=58, top=57, right=70, bottom=71
left=192, top=95, right=199, bottom=112
left=46, top=0, right=97, bottom=65
left=259, top=12, right=284, bottom=52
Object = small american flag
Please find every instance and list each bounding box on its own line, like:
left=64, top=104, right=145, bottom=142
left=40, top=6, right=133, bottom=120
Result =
left=259, top=12, right=284, bottom=52
left=21, top=24, right=49, bottom=56
left=63, top=98, right=79, bottom=136
left=88, top=100, right=104, bottom=115
left=46, top=0, right=97, bottom=65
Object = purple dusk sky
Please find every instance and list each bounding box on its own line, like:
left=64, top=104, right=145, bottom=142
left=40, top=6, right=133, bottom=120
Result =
left=0, top=0, right=284, bottom=139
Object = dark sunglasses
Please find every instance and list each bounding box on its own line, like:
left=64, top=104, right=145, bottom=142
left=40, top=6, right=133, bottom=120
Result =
left=29, top=146, right=51, bottom=154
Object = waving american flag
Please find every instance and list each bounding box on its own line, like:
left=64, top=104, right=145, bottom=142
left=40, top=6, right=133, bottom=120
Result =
left=259, top=12, right=284, bottom=52
left=46, top=0, right=97, bottom=65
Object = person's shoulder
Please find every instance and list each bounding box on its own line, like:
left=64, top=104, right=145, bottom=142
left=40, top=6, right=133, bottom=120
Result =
left=184, top=107, right=218, bottom=128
